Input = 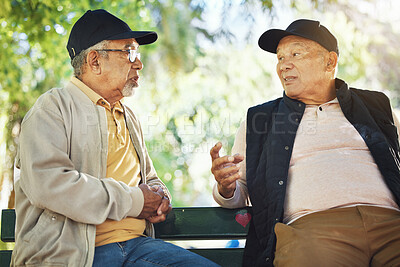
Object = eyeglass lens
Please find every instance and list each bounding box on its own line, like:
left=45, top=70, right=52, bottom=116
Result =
left=129, top=50, right=140, bottom=62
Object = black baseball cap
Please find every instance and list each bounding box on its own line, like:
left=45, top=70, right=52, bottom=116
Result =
left=67, top=9, right=158, bottom=60
left=258, top=19, right=339, bottom=56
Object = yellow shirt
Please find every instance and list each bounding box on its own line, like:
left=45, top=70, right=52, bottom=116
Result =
left=71, top=77, right=145, bottom=247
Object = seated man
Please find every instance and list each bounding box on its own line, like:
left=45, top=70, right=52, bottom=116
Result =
left=12, top=9, right=218, bottom=267
left=211, top=19, right=400, bottom=266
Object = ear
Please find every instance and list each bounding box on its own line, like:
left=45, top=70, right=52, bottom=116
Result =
left=326, top=51, right=338, bottom=72
left=86, top=50, right=102, bottom=75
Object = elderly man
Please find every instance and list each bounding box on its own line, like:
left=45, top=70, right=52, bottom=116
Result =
left=211, top=19, right=400, bottom=266
left=12, top=9, right=218, bottom=267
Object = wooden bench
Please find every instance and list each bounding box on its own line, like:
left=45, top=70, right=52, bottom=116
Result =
left=1, top=207, right=251, bottom=266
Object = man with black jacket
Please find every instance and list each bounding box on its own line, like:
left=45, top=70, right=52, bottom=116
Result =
left=211, top=19, right=400, bottom=266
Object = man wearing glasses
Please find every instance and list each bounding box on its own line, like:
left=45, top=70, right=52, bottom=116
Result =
left=12, top=9, right=218, bottom=267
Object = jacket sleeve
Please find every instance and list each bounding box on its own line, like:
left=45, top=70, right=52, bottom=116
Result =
left=213, top=120, right=250, bottom=208
left=17, top=100, right=143, bottom=225
left=124, top=105, right=172, bottom=201
left=143, top=148, right=172, bottom=201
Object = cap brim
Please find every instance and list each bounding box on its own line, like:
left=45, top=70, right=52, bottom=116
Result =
left=107, top=31, right=158, bottom=45
left=258, top=29, right=304, bottom=53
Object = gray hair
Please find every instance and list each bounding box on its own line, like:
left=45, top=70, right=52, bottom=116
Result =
left=71, top=40, right=110, bottom=78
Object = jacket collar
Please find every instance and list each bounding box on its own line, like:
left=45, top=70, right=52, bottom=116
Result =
left=282, top=92, right=306, bottom=113
left=282, top=78, right=350, bottom=112
left=335, top=78, right=353, bottom=119
left=335, top=78, right=352, bottom=106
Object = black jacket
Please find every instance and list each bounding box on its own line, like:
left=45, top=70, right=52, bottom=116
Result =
left=244, top=78, right=400, bottom=266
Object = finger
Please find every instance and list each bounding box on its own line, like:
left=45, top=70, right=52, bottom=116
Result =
left=211, top=155, right=236, bottom=172
left=139, top=183, right=151, bottom=190
left=232, top=153, right=244, bottom=164
left=217, top=172, right=241, bottom=198
left=213, top=163, right=240, bottom=180
left=137, top=207, right=159, bottom=219
left=149, top=185, right=164, bottom=199
left=157, top=197, right=170, bottom=215
left=210, top=142, right=222, bottom=161
left=155, top=186, right=165, bottom=197
left=219, top=171, right=241, bottom=187
left=147, top=213, right=167, bottom=224
left=214, top=154, right=244, bottom=168
left=150, top=185, right=160, bottom=192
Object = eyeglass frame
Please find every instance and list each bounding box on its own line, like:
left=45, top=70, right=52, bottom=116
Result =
left=96, top=49, right=141, bottom=63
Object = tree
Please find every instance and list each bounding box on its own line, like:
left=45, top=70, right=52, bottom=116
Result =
left=0, top=0, right=210, bottom=208
left=0, top=0, right=280, bottom=208
left=1, top=0, right=399, bottom=209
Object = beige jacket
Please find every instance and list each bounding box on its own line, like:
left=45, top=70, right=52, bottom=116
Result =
left=12, top=81, right=169, bottom=267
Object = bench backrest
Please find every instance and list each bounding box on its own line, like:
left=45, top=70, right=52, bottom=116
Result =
left=1, top=207, right=251, bottom=266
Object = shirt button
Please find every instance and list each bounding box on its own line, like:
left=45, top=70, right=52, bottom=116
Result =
left=51, top=216, right=56, bottom=221
left=278, top=180, right=284, bottom=185
left=275, top=218, right=279, bottom=221
left=298, top=103, right=302, bottom=107
left=295, top=118, right=299, bottom=122
left=284, top=146, right=289, bottom=151
left=266, top=257, right=270, bottom=262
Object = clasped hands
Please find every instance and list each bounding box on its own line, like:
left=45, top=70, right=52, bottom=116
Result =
left=136, top=141, right=243, bottom=223
left=137, top=184, right=172, bottom=223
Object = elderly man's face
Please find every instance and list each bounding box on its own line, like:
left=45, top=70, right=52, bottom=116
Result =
left=276, top=35, right=332, bottom=104
left=99, top=38, right=143, bottom=103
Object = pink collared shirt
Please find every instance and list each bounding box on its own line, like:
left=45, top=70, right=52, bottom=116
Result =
left=213, top=98, right=400, bottom=223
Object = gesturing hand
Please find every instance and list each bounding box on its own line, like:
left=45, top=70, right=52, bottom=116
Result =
left=210, top=142, right=244, bottom=198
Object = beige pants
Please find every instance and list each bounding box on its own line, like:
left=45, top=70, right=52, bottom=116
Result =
left=274, top=206, right=400, bottom=267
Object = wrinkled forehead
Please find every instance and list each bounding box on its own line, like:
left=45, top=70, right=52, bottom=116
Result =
left=277, top=35, right=325, bottom=53
left=107, top=38, right=140, bottom=49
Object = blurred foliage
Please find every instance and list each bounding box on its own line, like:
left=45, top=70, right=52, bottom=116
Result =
left=133, top=45, right=279, bottom=205
left=0, top=0, right=400, bottom=212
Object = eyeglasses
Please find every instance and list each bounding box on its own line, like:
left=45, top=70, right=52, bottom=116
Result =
left=96, top=49, right=140, bottom=63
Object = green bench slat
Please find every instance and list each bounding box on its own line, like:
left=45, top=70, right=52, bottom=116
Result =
left=0, top=250, right=12, bottom=267
left=2, top=207, right=251, bottom=242
left=154, top=207, right=251, bottom=240
left=1, top=209, right=15, bottom=242
left=1, top=207, right=251, bottom=266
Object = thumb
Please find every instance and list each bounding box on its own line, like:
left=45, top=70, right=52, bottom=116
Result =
left=210, top=142, right=222, bottom=161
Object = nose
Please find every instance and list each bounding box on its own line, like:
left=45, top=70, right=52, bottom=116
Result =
left=278, top=58, right=293, bottom=71
left=132, top=58, right=143, bottom=70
